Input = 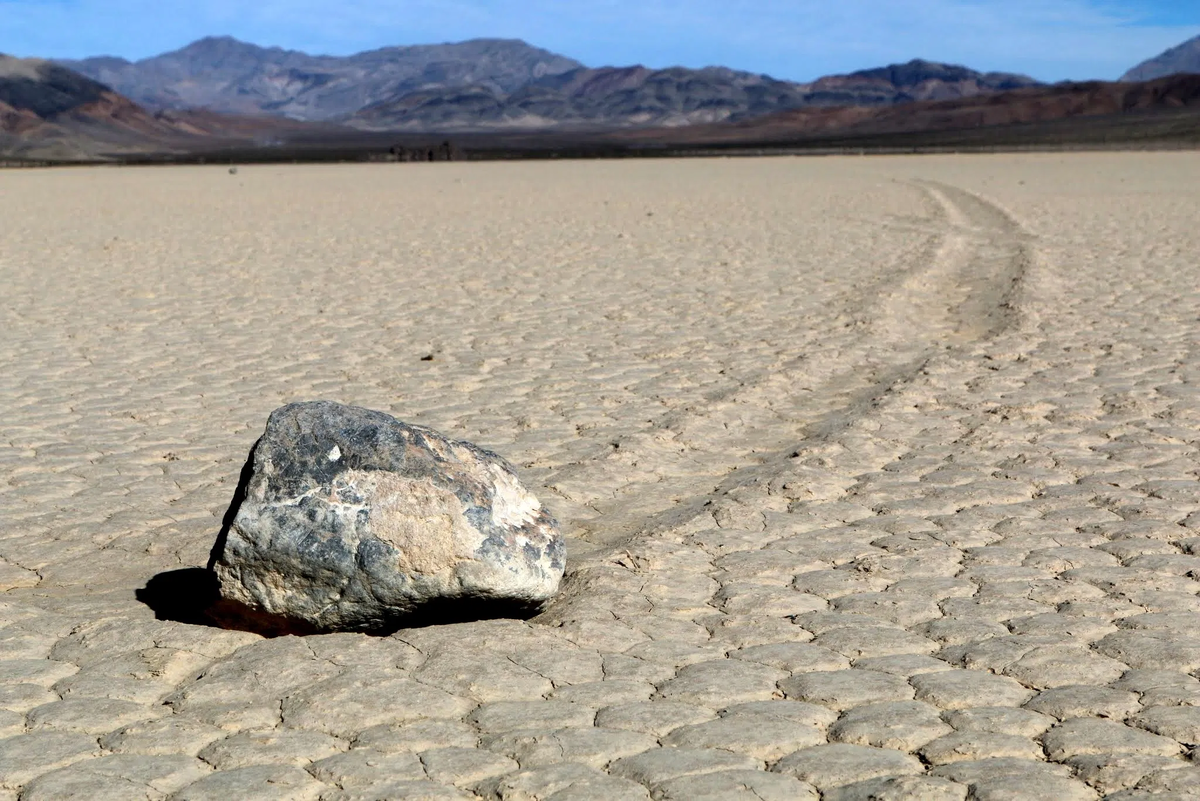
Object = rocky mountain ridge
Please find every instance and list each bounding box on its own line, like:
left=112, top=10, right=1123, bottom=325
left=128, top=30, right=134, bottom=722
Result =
left=60, top=37, right=584, bottom=121
left=59, top=37, right=1040, bottom=130
left=352, top=58, right=1041, bottom=130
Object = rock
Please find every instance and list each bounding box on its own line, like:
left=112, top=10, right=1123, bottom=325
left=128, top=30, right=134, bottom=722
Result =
left=209, top=401, right=564, bottom=632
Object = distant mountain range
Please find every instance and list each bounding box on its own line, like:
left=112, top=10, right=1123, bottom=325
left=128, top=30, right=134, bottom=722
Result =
left=7, top=32, right=1200, bottom=161
left=1123, top=34, right=1200, bottom=82
left=353, top=60, right=1040, bottom=130
left=58, top=36, right=1040, bottom=130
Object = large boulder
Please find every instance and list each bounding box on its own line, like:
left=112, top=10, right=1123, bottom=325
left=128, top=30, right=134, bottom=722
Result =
left=209, top=401, right=564, bottom=633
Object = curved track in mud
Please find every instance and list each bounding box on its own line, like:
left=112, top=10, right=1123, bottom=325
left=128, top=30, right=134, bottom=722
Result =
left=564, top=180, right=1035, bottom=547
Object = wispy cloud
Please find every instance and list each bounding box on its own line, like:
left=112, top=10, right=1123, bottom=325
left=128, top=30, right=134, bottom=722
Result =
left=1, top=0, right=1196, bottom=81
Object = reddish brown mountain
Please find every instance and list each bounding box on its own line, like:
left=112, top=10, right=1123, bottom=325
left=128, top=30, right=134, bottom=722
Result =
left=1, top=55, right=352, bottom=160
left=0, top=55, right=192, bottom=159
left=613, top=73, right=1200, bottom=146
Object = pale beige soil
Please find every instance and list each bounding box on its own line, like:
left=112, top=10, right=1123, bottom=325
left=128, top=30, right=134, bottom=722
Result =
left=1, top=153, right=1199, bottom=799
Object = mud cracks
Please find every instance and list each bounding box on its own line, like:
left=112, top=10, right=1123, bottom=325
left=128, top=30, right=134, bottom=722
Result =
left=4, top=158, right=1200, bottom=799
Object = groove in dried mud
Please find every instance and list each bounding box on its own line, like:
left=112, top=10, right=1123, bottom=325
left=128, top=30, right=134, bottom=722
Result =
left=557, top=180, right=1035, bottom=555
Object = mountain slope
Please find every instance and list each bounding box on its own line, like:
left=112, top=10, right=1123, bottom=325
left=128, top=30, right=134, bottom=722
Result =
left=61, top=36, right=584, bottom=120
left=0, top=54, right=346, bottom=160
left=0, top=54, right=190, bottom=158
left=1123, top=34, right=1200, bottom=82
left=1, top=55, right=109, bottom=117
left=350, top=65, right=815, bottom=129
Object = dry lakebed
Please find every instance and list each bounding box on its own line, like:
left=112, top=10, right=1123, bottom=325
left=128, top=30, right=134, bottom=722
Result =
left=2, top=153, right=1200, bottom=799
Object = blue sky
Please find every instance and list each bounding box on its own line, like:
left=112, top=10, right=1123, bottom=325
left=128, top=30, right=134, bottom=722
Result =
left=2, top=0, right=1198, bottom=82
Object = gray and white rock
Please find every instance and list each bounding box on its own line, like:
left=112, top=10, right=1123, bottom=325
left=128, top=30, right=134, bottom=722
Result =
left=209, top=401, right=564, bottom=632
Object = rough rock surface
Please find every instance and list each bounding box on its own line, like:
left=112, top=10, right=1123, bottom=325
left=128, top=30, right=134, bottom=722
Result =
left=210, top=401, right=564, bottom=632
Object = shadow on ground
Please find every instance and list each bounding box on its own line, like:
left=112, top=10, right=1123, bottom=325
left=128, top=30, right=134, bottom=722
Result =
left=136, top=568, right=543, bottom=637
left=136, top=567, right=223, bottom=626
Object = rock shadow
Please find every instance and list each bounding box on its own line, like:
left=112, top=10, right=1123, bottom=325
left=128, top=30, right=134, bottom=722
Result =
left=137, top=439, right=260, bottom=631
left=136, top=566, right=222, bottom=627
left=136, top=568, right=544, bottom=637
left=135, top=567, right=319, bottom=636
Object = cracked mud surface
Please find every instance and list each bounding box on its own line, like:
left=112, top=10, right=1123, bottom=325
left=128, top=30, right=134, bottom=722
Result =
left=2, top=154, right=1200, bottom=799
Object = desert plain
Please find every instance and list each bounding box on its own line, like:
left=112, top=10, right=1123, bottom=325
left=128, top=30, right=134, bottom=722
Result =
left=2, top=153, right=1200, bottom=799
